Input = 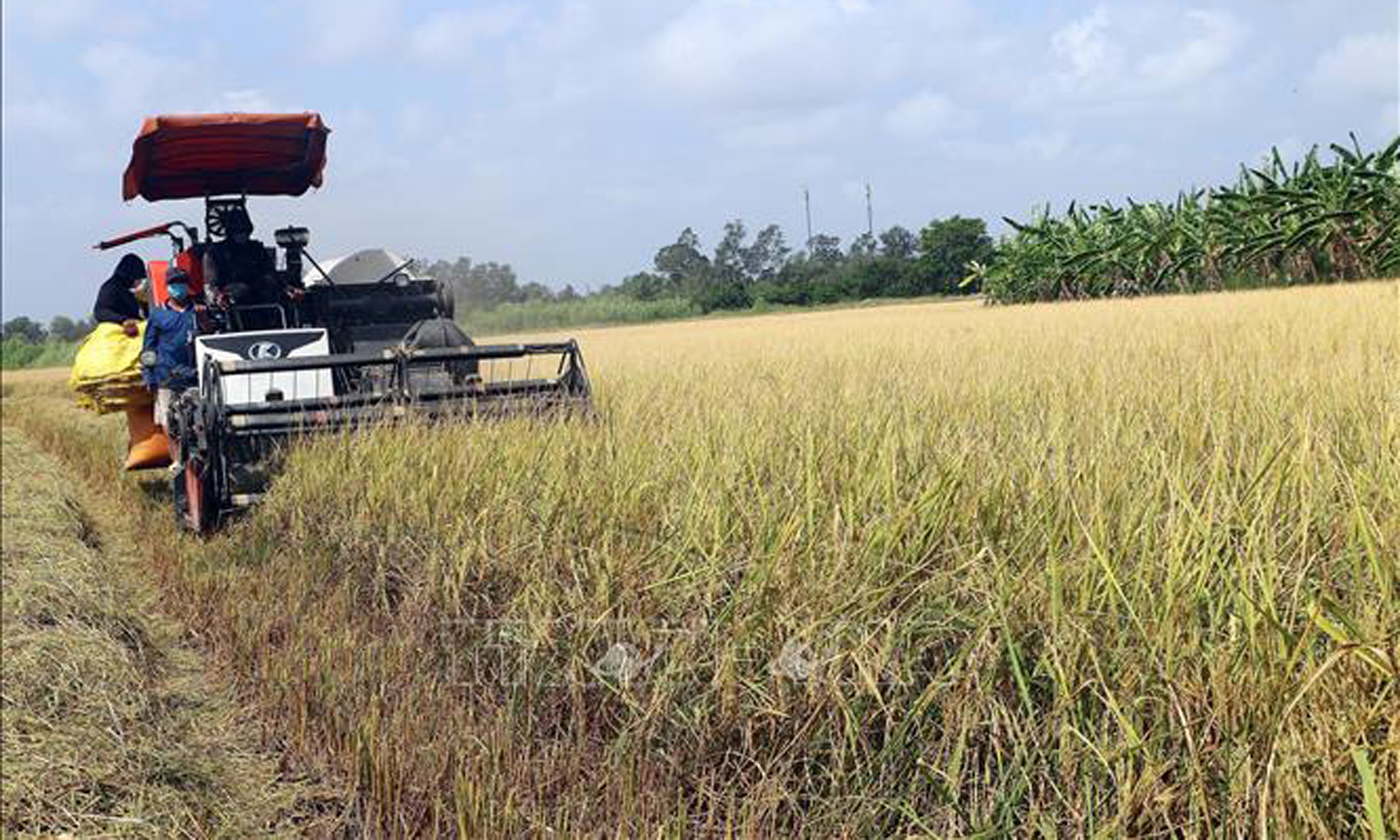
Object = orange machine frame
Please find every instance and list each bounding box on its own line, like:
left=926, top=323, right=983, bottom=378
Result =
left=147, top=249, right=205, bottom=307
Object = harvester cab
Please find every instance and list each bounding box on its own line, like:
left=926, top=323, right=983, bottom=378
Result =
left=101, top=112, right=592, bottom=532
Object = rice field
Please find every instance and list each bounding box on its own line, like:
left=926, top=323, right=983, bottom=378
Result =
left=3, top=282, right=1397, bottom=836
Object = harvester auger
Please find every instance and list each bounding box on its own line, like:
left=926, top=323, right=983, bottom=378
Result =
left=103, top=113, right=592, bottom=532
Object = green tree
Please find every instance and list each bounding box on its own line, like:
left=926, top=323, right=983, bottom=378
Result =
left=2, top=317, right=45, bottom=343
left=653, top=228, right=710, bottom=289
left=47, top=315, right=90, bottom=342
left=848, top=232, right=877, bottom=258
left=618, top=272, right=669, bottom=301
left=878, top=226, right=917, bottom=260
left=852, top=255, right=912, bottom=298
left=519, top=282, right=554, bottom=302
left=421, top=257, right=528, bottom=312
left=744, top=224, right=790, bottom=281
left=915, top=216, right=994, bottom=294
left=808, top=234, right=843, bottom=266
left=693, top=278, right=751, bottom=312
left=713, top=220, right=748, bottom=282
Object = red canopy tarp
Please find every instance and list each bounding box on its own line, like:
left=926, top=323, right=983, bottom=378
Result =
left=122, top=112, right=330, bottom=201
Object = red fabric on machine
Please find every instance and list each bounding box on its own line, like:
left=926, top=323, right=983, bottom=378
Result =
left=122, top=113, right=330, bottom=201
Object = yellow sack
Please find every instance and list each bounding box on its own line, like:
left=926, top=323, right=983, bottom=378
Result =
left=70, top=321, right=144, bottom=382
left=69, top=322, right=151, bottom=415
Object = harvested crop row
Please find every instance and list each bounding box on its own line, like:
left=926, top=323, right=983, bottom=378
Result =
left=0, top=427, right=332, bottom=837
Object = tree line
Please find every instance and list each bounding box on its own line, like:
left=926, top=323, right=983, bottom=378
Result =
left=611, top=216, right=992, bottom=312
left=417, top=258, right=585, bottom=314
left=0, top=315, right=94, bottom=369
left=415, top=216, right=995, bottom=318
left=419, top=133, right=1397, bottom=315
left=2, top=314, right=94, bottom=344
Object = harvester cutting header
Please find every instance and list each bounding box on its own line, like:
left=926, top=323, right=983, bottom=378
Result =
left=78, top=112, right=591, bottom=532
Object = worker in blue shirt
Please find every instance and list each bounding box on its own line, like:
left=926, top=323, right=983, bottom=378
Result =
left=141, top=268, right=202, bottom=524
left=142, top=269, right=199, bottom=431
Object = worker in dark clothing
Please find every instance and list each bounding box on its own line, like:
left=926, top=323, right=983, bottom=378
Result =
left=94, top=253, right=149, bottom=337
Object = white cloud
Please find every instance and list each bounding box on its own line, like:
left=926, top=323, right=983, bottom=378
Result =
left=146, top=0, right=214, bottom=19
left=884, top=92, right=969, bottom=139
left=396, top=102, right=436, bottom=142
left=1018, top=131, right=1073, bottom=162
left=644, top=0, right=865, bottom=113
left=80, top=41, right=172, bottom=115
left=717, top=106, right=860, bottom=150
left=1139, top=9, right=1244, bottom=90
left=2, top=97, right=81, bottom=137
left=1051, top=4, right=1118, bottom=82
left=2, top=0, right=143, bottom=36
left=304, top=0, right=398, bottom=63
left=1040, top=4, right=1246, bottom=105
left=219, top=89, right=276, bottom=112
left=1308, top=31, right=1398, bottom=100
left=641, top=0, right=974, bottom=115
left=410, top=6, right=528, bottom=63
left=639, top=0, right=986, bottom=159
left=18, top=0, right=100, bottom=30
left=937, top=131, right=1074, bottom=164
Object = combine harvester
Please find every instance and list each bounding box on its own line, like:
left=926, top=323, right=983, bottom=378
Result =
left=101, top=113, right=591, bottom=532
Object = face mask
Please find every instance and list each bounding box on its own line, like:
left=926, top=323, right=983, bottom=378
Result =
left=167, top=282, right=189, bottom=303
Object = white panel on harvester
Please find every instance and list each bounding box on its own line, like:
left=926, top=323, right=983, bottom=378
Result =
left=195, top=329, right=335, bottom=406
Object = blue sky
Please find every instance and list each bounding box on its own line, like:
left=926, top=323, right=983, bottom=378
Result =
left=2, top=0, right=1396, bottom=320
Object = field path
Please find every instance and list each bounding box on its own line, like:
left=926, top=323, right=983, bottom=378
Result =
left=0, top=425, right=344, bottom=836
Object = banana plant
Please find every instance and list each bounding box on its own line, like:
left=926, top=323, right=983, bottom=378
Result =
left=984, top=135, right=1400, bottom=303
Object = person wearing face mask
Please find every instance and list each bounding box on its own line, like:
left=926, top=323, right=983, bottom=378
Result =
left=141, top=268, right=199, bottom=432
left=93, top=253, right=150, bottom=337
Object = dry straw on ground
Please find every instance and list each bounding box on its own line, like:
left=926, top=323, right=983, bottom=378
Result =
left=0, top=429, right=339, bottom=837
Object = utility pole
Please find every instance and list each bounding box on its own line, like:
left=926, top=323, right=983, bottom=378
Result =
left=804, top=186, right=813, bottom=249
left=865, top=183, right=873, bottom=238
